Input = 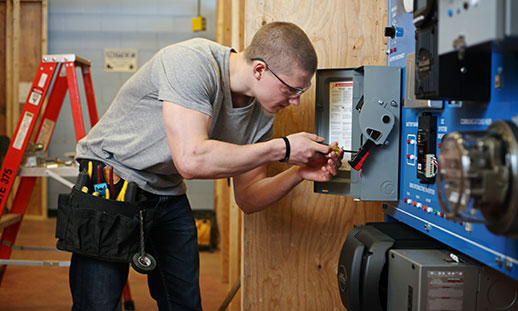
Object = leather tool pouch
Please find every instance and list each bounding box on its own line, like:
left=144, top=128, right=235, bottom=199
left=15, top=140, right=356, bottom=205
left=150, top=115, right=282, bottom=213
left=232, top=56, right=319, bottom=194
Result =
left=56, top=187, right=155, bottom=262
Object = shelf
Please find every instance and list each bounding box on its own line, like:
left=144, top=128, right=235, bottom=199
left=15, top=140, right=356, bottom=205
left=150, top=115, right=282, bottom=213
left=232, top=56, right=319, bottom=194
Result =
left=18, top=166, right=78, bottom=177
left=18, top=166, right=78, bottom=188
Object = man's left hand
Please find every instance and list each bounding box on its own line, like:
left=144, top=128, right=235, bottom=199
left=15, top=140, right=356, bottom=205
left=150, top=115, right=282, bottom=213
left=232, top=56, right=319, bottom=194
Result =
left=297, top=142, right=344, bottom=182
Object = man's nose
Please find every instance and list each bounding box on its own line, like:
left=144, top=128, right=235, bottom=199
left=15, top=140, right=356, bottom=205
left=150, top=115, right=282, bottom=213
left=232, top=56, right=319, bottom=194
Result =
left=288, top=96, right=300, bottom=106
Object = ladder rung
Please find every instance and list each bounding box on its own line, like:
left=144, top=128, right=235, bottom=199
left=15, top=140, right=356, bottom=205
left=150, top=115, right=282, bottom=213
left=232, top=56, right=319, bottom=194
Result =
left=0, top=259, right=70, bottom=267
left=0, top=214, right=22, bottom=231
left=42, top=54, right=91, bottom=66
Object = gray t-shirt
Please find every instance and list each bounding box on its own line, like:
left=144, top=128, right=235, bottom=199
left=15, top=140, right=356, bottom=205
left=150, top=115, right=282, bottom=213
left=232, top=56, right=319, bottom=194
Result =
left=76, top=38, right=274, bottom=195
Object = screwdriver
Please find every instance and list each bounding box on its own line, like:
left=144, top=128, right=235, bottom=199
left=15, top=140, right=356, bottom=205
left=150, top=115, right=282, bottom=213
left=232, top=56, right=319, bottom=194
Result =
left=329, top=145, right=356, bottom=154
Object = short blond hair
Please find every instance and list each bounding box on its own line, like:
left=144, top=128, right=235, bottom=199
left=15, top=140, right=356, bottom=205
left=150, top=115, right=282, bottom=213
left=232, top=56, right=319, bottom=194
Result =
left=244, top=22, right=317, bottom=75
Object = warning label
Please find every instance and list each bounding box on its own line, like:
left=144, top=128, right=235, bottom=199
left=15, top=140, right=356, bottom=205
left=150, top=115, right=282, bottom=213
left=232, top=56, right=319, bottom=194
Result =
left=427, top=271, right=464, bottom=311
left=28, top=88, right=44, bottom=106
left=12, top=112, right=34, bottom=150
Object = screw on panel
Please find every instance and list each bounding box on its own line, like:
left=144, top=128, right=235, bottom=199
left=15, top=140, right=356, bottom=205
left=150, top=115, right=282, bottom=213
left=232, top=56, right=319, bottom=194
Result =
left=496, top=257, right=503, bottom=267
left=390, top=100, right=398, bottom=107
left=495, top=67, right=503, bottom=89
left=464, top=222, right=472, bottom=233
left=424, top=223, right=431, bottom=232
left=378, top=100, right=384, bottom=105
left=505, top=260, right=513, bottom=272
left=495, top=74, right=502, bottom=89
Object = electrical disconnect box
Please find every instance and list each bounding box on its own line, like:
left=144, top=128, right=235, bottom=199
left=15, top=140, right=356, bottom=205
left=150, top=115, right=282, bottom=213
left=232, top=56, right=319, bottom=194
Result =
left=314, top=66, right=401, bottom=201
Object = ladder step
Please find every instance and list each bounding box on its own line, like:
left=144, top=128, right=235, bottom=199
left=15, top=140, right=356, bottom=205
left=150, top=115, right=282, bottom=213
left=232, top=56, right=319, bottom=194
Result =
left=0, top=214, right=23, bottom=231
left=0, top=259, right=70, bottom=267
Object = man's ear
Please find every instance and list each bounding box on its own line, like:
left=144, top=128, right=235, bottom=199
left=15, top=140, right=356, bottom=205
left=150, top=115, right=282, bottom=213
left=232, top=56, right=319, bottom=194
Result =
left=252, top=62, right=266, bottom=80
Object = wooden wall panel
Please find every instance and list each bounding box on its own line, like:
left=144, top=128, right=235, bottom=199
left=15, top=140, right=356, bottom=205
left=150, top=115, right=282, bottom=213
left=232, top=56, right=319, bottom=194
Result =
left=242, top=1, right=387, bottom=310
left=19, top=2, right=42, bottom=83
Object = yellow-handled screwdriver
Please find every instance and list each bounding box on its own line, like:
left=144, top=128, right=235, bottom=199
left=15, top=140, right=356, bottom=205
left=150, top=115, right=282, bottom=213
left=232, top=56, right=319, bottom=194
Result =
left=87, top=161, right=93, bottom=178
left=116, top=180, right=128, bottom=201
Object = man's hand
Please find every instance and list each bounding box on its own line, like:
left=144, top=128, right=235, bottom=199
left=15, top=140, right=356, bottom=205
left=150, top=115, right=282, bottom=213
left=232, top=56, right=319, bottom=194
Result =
left=297, top=142, right=344, bottom=182
left=285, top=132, right=332, bottom=165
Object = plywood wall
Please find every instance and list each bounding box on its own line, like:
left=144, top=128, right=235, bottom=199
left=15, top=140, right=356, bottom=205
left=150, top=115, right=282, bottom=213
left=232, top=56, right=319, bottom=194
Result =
left=242, top=1, right=387, bottom=310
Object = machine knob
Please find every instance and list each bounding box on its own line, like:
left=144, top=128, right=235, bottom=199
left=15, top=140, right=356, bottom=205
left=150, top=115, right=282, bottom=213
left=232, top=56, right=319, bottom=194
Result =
left=384, top=26, right=396, bottom=38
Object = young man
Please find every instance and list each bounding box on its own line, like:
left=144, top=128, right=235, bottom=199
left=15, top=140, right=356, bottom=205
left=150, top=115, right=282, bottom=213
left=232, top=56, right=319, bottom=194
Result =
left=72, top=22, right=343, bottom=310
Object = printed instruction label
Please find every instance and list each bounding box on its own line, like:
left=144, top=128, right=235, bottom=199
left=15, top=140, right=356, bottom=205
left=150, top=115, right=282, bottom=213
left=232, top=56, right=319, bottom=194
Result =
left=38, top=73, right=48, bottom=88
left=28, top=88, right=44, bottom=106
left=427, top=271, right=464, bottom=310
left=12, top=112, right=34, bottom=150
left=329, top=81, right=353, bottom=166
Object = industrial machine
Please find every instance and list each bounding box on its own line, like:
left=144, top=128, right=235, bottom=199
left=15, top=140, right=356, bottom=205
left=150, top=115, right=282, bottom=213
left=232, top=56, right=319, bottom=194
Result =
left=315, top=0, right=518, bottom=310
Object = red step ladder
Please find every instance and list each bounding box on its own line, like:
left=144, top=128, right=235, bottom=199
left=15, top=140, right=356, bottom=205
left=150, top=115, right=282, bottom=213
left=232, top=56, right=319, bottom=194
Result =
left=0, top=54, right=134, bottom=309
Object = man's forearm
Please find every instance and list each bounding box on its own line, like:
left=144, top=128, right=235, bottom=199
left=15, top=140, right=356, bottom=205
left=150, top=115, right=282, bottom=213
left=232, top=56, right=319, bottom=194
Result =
left=234, top=166, right=304, bottom=214
left=175, top=138, right=285, bottom=179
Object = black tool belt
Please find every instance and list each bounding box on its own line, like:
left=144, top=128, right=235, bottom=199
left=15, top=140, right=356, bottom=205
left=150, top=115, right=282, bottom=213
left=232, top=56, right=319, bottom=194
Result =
left=55, top=159, right=155, bottom=263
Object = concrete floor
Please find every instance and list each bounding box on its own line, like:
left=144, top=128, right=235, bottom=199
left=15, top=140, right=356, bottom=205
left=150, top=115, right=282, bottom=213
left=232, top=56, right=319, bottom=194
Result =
left=0, top=218, right=229, bottom=310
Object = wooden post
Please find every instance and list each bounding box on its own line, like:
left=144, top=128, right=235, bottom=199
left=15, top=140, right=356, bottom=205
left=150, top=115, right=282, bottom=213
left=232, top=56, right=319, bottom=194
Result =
left=6, top=0, right=13, bottom=137
left=41, top=0, right=48, bottom=54
left=228, top=184, right=241, bottom=311
left=214, top=178, right=230, bottom=284
left=216, top=1, right=245, bottom=309
left=36, top=0, right=49, bottom=219
left=215, top=0, right=233, bottom=287
left=12, top=0, right=20, bottom=137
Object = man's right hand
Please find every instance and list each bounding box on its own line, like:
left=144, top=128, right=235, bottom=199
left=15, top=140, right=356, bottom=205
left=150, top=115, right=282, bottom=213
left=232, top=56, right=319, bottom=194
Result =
left=285, top=132, right=331, bottom=165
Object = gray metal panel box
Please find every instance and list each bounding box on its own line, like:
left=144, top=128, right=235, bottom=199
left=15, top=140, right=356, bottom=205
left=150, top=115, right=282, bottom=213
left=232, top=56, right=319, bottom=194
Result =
left=507, top=0, right=518, bottom=37
left=438, top=0, right=518, bottom=55
left=387, top=249, right=480, bottom=311
left=314, top=66, right=401, bottom=201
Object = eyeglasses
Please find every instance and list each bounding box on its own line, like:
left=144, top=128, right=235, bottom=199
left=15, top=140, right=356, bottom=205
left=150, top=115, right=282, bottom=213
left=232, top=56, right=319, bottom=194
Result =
left=250, top=57, right=310, bottom=97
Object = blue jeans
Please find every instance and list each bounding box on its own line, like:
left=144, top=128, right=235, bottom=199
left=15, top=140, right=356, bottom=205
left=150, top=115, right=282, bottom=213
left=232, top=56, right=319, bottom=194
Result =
left=69, top=194, right=202, bottom=311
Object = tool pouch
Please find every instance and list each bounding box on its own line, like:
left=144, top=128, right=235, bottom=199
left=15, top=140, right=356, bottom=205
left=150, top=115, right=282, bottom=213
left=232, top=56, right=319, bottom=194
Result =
left=55, top=186, right=154, bottom=262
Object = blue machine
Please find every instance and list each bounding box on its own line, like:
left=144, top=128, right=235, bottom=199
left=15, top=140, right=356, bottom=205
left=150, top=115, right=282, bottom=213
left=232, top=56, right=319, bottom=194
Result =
left=384, top=0, right=518, bottom=280
left=330, top=1, right=518, bottom=310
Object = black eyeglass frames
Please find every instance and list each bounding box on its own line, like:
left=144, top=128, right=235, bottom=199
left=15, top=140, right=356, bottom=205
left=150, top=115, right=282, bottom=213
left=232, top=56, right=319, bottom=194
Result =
left=250, top=57, right=309, bottom=97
